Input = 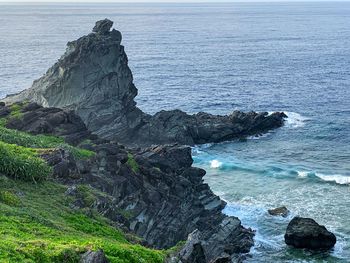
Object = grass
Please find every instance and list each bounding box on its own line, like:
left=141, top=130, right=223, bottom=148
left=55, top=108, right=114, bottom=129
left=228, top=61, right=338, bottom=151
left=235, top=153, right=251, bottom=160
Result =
left=0, top=102, right=95, bottom=161
left=0, top=190, right=21, bottom=207
left=0, top=103, right=177, bottom=262
left=127, top=153, right=139, bottom=174
left=0, top=141, right=52, bottom=182
left=0, top=177, right=166, bottom=263
left=0, top=126, right=95, bottom=161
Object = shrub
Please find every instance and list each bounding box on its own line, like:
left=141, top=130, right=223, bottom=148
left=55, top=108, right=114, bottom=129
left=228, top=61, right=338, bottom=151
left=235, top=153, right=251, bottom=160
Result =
left=0, top=141, right=51, bottom=182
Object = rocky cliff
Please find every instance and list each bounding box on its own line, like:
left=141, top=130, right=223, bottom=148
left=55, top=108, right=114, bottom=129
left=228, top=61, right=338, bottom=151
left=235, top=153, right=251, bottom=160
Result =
left=0, top=102, right=253, bottom=262
left=1, top=19, right=289, bottom=262
left=3, top=19, right=286, bottom=147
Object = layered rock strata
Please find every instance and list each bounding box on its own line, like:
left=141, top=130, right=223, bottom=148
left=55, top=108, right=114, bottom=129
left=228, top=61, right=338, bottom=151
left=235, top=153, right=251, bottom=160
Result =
left=3, top=19, right=286, bottom=147
left=0, top=102, right=254, bottom=262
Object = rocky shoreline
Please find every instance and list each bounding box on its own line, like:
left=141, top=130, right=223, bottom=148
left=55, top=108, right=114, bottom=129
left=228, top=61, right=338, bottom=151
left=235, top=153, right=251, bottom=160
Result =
left=3, top=19, right=286, bottom=148
left=1, top=19, right=291, bottom=262
left=0, top=101, right=255, bottom=262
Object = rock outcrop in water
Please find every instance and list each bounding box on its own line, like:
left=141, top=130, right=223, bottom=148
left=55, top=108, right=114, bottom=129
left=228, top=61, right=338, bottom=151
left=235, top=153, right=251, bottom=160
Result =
left=3, top=19, right=286, bottom=147
left=268, top=206, right=289, bottom=217
left=285, top=217, right=336, bottom=249
left=0, top=102, right=254, bottom=262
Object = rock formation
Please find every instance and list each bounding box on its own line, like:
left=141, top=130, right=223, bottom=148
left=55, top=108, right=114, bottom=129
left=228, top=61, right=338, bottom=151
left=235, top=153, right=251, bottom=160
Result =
left=0, top=19, right=290, bottom=262
left=0, top=102, right=254, bottom=262
left=268, top=206, right=289, bottom=217
left=285, top=217, right=336, bottom=249
left=3, top=19, right=286, bottom=147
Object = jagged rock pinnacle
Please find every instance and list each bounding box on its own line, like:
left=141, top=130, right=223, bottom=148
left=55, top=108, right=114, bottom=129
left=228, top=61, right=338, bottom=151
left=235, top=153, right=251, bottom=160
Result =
left=92, top=18, right=113, bottom=34
left=2, top=19, right=286, bottom=147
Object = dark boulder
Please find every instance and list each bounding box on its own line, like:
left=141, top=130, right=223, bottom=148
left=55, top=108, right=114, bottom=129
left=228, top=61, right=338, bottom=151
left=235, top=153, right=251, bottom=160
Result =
left=284, top=217, right=336, bottom=249
left=268, top=206, right=289, bottom=217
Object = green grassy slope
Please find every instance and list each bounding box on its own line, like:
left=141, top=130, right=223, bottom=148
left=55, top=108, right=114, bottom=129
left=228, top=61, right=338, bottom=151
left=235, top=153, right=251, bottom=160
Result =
left=0, top=104, right=166, bottom=263
left=0, top=177, right=165, bottom=263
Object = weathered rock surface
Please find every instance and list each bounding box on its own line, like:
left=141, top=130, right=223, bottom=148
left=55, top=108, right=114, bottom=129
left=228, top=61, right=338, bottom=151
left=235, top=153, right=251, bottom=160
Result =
left=80, top=250, right=109, bottom=263
left=2, top=103, right=254, bottom=262
left=3, top=19, right=286, bottom=147
left=2, top=102, right=92, bottom=145
left=285, top=217, right=336, bottom=249
left=268, top=206, right=289, bottom=217
left=178, top=230, right=207, bottom=263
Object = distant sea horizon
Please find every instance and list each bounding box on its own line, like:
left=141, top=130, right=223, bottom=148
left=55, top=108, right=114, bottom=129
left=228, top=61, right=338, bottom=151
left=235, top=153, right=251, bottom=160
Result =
left=1, top=2, right=349, bottom=262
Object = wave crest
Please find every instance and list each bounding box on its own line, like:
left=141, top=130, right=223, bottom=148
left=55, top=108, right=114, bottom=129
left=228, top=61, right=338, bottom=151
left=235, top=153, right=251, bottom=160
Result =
left=284, top=112, right=310, bottom=128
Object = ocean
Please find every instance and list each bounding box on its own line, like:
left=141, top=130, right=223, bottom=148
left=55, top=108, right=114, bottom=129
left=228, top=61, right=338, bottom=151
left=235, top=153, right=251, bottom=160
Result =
left=0, top=2, right=349, bottom=262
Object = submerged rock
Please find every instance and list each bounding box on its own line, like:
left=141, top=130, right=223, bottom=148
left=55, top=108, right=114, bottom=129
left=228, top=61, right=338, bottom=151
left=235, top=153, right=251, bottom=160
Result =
left=2, top=19, right=286, bottom=147
left=285, top=217, right=336, bottom=249
left=268, top=206, right=289, bottom=217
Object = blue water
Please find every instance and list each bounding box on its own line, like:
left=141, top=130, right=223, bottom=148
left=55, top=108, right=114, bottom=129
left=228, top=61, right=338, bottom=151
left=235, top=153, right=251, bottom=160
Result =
left=0, top=2, right=349, bottom=262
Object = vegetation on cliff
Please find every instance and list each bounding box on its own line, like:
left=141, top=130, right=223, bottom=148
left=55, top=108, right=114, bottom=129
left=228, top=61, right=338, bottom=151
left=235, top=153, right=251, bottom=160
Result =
left=0, top=177, right=165, bottom=263
left=0, top=106, right=165, bottom=262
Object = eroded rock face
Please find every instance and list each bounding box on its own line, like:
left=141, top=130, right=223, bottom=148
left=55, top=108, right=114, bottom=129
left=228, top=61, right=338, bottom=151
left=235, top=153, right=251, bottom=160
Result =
left=285, top=217, right=336, bottom=249
left=2, top=102, right=92, bottom=145
left=4, top=104, right=254, bottom=262
left=3, top=19, right=286, bottom=146
left=3, top=19, right=143, bottom=144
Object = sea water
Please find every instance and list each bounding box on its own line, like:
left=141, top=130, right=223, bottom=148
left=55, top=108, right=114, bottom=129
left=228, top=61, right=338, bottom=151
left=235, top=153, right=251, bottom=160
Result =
left=0, top=2, right=349, bottom=262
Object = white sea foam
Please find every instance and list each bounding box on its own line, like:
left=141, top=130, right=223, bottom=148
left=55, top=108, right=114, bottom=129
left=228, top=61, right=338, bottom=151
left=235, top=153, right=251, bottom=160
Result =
left=297, top=171, right=350, bottom=185
left=247, top=132, right=271, bottom=140
left=284, top=111, right=310, bottom=128
left=297, top=171, right=309, bottom=178
left=315, top=173, right=350, bottom=185
left=210, top=160, right=222, bottom=168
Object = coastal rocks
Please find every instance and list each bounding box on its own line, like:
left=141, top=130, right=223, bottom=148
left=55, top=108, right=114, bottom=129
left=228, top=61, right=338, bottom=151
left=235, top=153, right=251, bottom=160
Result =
left=2, top=19, right=286, bottom=147
left=3, top=102, right=91, bottom=145
left=85, top=142, right=255, bottom=260
left=268, top=206, right=289, bottom=217
left=178, top=230, right=207, bottom=263
left=284, top=217, right=336, bottom=249
left=23, top=109, right=254, bottom=262
left=131, top=110, right=286, bottom=146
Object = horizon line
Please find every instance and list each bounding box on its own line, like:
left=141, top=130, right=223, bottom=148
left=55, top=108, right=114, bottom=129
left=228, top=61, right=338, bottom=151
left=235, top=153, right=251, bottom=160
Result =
left=1, top=0, right=350, bottom=3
